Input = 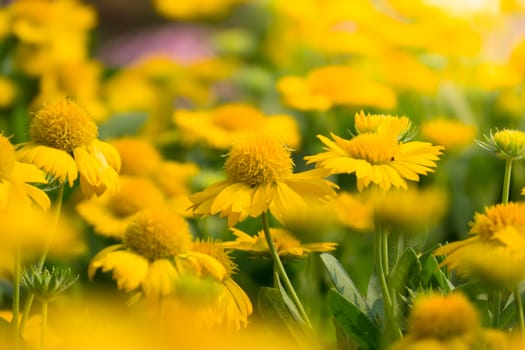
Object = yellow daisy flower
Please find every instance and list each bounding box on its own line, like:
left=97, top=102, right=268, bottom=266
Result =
left=173, top=103, right=301, bottom=149
left=223, top=227, right=337, bottom=258
left=354, top=110, right=412, bottom=140
left=189, top=135, right=337, bottom=226
left=110, top=137, right=162, bottom=177
left=421, top=118, right=476, bottom=151
left=305, top=131, right=444, bottom=191
left=167, top=239, right=253, bottom=330
left=434, top=202, right=525, bottom=288
left=333, top=191, right=374, bottom=232
left=0, top=134, right=50, bottom=210
left=89, top=209, right=226, bottom=298
left=76, top=176, right=167, bottom=238
left=17, top=99, right=121, bottom=197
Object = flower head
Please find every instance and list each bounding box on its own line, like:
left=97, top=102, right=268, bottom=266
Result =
left=354, top=111, right=413, bottom=141
left=0, top=134, right=50, bottom=210
left=421, top=118, right=476, bottom=151
left=477, top=128, right=525, bottom=160
left=434, top=202, right=525, bottom=288
left=189, top=134, right=337, bottom=226
left=223, top=227, right=337, bottom=258
left=306, top=130, right=444, bottom=191
left=17, top=99, right=121, bottom=197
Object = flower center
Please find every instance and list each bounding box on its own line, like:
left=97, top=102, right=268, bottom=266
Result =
left=124, top=210, right=192, bottom=260
left=192, top=239, right=236, bottom=278
left=30, top=99, right=98, bottom=153
left=344, top=133, right=398, bottom=164
left=108, top=177, right=165, bottom=218
left=225, top=136, right=293, bottom=186
left=263, top=228, right=301, bottom=253
left=212, top=104, right=265, bottom=130
left=0, top=135, right=16, bottom=181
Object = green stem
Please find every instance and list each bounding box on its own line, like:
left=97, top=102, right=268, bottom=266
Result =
left=492, top=293, right=502, bottom=328
left=20, top=185, right=64, bottom=333
left=375, top=226, right=399, bottom=341
left=261, top=212, right=312, bottom=329
left=11, top=248, right=21, bottom=349
left=40, top=301, right=48, bottom=350
left=502, top=159, right=512, bottom=204
left=514, top=287, right=525, bottom=337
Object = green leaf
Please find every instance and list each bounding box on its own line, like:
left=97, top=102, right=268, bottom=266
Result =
left=275, top=272, right=305, bottom=325
left=257, top=287, right=305, bottom=340
left=321, top=253, right=369, bottom=315
left=389, top=248, right=419, bottom=293
left=328, top=288, right=380, bottom=350
left=366, top=272, right=384, bottom=324
left=419, top=252, right=453, bottom=292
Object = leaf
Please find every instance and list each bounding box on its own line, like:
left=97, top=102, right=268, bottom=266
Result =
left=366, top=272, right=384, bottom=324
left=389, top=248, right=419, bottom=293
left=275, top=272, right=305, bottom=325
left=419, top=251, right=453, bottom=292
left=321, top=253, right=369, bottom=315
left=329, top=288, right=380, bottom=350
left=257, top=287, right=305, bottom=341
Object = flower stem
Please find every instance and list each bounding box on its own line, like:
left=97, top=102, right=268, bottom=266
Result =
left=261, top=212, right=312, bottom=329
left=40, top=300, right=48, bottom=350
left=502, top=159, right=512, bottom=204
left=20, top=185, right=64, bottom=333
left=375, top=226, right=399, bottom=341
left=11, top=248, right=21, bottom=349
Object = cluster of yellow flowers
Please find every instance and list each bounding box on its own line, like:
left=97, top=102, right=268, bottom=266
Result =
left=3, top=0, right=525, bottom=349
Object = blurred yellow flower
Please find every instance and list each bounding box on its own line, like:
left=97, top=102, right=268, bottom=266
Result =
left=333, top=191, right=374, bottom=232
left=76, top=176, right=167, bottom=238
left=174, top=103, right=301, bottom=149
left=421, top=118, right=476, bottom=151
left=0, top=134, right=50, bottom=210
left=277, top=65, right=397, bottom=111
left=17, top=99, right=121, bottom=197
left=189, top=135, right=337, bottom=226
left=223, top=227, right=337, bottom=258
left=89, top=209, right=225, bottom=298
left=354, top=111, right=413, bottom=139
left=434, top=202, right=525, bottom=288
left=153, top=0, right=246, bottom=19
left=0, top=77, right=17, bottom=108
left=306, top=128, right=444, bottom=191
left=371, top=186, right=448, bottom=233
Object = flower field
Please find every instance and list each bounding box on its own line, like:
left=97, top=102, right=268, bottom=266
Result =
left=2, top=0, right=525, bottom=349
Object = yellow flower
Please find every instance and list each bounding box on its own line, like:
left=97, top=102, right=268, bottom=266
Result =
left=189, top=135, right=337, bottom=226
left=76, top=176, right=167, bottom=238
left=354, top=110, right=413, bottom=140
left=173, top=103, right=301, bottom=149
left=371, top=186, right=448, bottom=233
left=0, top=134, right=50, bottom=210
left=17, top=99, right=121, bottom=197
left=305, top=131, right=444, bottom=191
left=153, top=0, right=246, bottom=20
left=407, top=293, right=480, bottom=340
left=477, top=128, right=525, bottom=160
left=0, top=77, right=17, bottom=108
left=89, top=209, right=225, bottom=298
left=110, top=137, right=163, bottom=177
left=277, top=65, right=397, bottom=111
left=434, top=202, right=525, bottom=288
left=333, top=191, right=374, bottom=232
left=421, top=118, right=476, bottom=151
left=223, top=227, right=337, bottom=258
left=168, top=239, right=253, bottom=330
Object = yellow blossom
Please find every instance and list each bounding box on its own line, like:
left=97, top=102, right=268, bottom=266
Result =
left=223, top=227, right=337, bottom=258
left=173, top=103, right=301, bottom=149
left=17, top=99, right=121, bottom=197
left=477, top=128, right=525, bottom=160
left=189, top=135, right=337, bottom=226
left=333, top=191, right=374, bottom=232
left=0, top=134, right=49, bottom=210
left=421, top=118, right=476, bottom=151
left=153, top=0, right=246, bottom=19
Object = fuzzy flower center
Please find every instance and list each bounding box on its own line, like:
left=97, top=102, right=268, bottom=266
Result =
left=225, top=136, right=293, bottom=186
left=344, top=133, right=398, bottom=164
left=0, top=135, right=16, bottom=180
left=30, top=99, right=98, bottom=153
left=192, top=239, right=237, bottom=278
left=124, top=210, right=192, bottom=260
left=470, top=202, right=525, bottom=240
